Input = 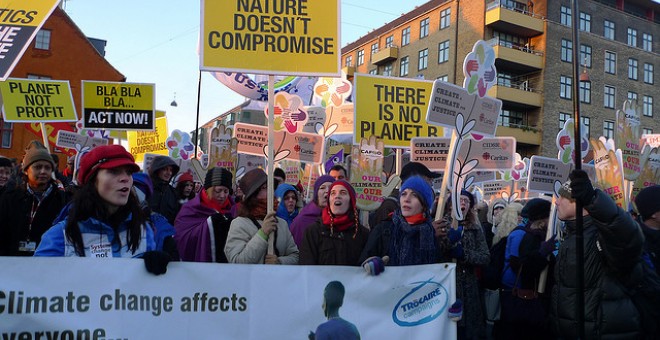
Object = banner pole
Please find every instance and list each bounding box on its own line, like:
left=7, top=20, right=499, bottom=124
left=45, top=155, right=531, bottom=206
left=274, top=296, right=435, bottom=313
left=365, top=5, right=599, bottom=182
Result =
left=267, top=75, right=275, bottom=255
left=434, top=130, right=459, bottom=221
left=194, top=71, right=202, bottom=158
left=40, top=123, right=49, bottom=149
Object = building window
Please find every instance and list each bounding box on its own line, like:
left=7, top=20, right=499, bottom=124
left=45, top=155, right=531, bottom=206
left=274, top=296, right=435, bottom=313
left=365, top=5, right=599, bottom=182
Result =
left=560, top=76, right=572, bottom=99
left=401, top=27, right=410, bottom=46
left=579, top=12, right=591, bottom=32
left=420, top=18, right=430, bottom=38
left=604, top=20, right=615, bottom=40
left=580, top=44, right=592, bottom=68
left=644, top=63, right=654, bottom=84
left=643, top=95, right=653, bottom=117
left=400, top=56, right=409, bottom=76
left=642, top=33, right=653, bottom=52
left=498, top=110, right=525, bottom=127
left=34, top=30, right=51, bottom=50
left=561, top=39, right=572, bottom=63
left=26, top=74, right=51, bottom=80
left=371, top=43, right=378, bottom=55
left=383, top=63, right=393, bottom=76
left=582, top=116, right=591, bottom=139
left=605, top=51, right=616, bottom=74
left=357, top=50, right=364, bottom=66
left=603, top=120, right=614, bottom=139
left=627, top=28, right=637, bottom=47
left=369, top=69, right=378, bottom=75
left=418, top=49, right=428, bottom=70
left=0, top=118, right=12, bottom=148
left=580, top=81, right=591, bottom=104
left=628, top=92, right=638, bottom=103
left=345, top=56, right=352, bottom=67
left=437, top=75, right=448, bottom=82
left=643, top=128, right=653, bottom=135
left=385, top=35, right=394, bottom=47
left=438, top=40, right=449, bottom=63
left=560, top=6, right=571, bottom=26
left=559, top=112, right=571, bottom=129
left=629, top=59, right=638, bottom=80
left=440, top=8, right=451, bottom=29
left=604, top=85, right=616, bottom=109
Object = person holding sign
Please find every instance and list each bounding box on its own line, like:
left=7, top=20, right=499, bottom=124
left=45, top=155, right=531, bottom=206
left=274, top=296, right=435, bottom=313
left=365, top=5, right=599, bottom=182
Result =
left=35, top=145, right=171, bottom=275
left=224, top=169, right=299, bottom=265
left=299, top=180, right=369, bottom=266
left=551, top=170, right=644, bottom=338
left=0, top=147, right=67, bottom=256
left=359, top=176, right=441, bottom=271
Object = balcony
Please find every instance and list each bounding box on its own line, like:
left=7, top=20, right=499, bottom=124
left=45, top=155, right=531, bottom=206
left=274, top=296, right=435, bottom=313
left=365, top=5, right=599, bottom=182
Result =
left=486, top=1, right=544, bottom=37
left=487, top=81, right=542, bottom=108
left=488, top=38, right=543, bottom=72
left=496, top=124, right=542, bottom=145
left=371, top=45, right=398, bottom=65
left=342, top=65, right=355, bottom=78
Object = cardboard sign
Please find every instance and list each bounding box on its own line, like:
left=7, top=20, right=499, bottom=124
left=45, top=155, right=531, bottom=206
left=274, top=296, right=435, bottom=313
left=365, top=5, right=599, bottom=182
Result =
left=590, top=137, right=626, bottom=207
left=27, top=122, right=77, bottom=157
left=82, top=81, right=155, bottom=130
left=641, top=134, right=660, bottom=149
left=527, top=156, right=571, bottom=194
left=201, top=0, right=340, bottom=76
left=410, top=137, right=451, bottom=170
left=234, top=122, right=324, bottom=164
left=208, top=124, right=236, bottom=173
left=0, top=0, right=60, bottom=80
left=236, top=154, right=266, bottom=179
left=0, top=78, right=77, bottom=122
left=615, top=100, right=642, bottom=180
left=632, top=146, right=660, bottom=203
left=459, top=137, right=516, bottom=170
left=480, top=180, right=512, bottom=201
left=350, top=136, right=385, bottom=211
left=354, top=74, right=441, bottom=148
left=56, top=130, right=108, bottom=150
left=426, top=81, right=500, bottom=138
left=127, top=117, right=168, bottom=163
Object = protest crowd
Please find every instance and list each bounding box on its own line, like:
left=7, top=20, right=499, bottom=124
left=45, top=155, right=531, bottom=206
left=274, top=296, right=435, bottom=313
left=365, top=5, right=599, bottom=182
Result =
left=1, top=139, right=659, bottom=340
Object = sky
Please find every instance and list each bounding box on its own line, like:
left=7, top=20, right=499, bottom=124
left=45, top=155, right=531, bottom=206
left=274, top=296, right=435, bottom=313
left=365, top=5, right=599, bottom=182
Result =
left=62, top=0, right=430, bottom=136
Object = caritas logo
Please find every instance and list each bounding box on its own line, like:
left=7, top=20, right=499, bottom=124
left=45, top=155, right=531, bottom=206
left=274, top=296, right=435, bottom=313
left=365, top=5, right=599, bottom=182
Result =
left=392, top=278, right=449, bottom=326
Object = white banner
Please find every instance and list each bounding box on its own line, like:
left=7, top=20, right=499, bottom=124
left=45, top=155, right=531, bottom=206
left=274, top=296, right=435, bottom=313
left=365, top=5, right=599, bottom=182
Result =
left=1, top=258, right=456, bottom=339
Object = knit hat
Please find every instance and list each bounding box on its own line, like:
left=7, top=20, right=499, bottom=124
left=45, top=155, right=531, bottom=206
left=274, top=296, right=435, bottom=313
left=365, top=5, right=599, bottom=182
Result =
left=178, top=172, right=193, bottom=184
left=521, top=198, right=551, bottom=222
left=635, top=185, right=660, bottom=220
left=460, top=190, right=475, bottom=209
left=557, top=177, right=571, bottom=199
left=22, top=147, right=55, bottom=171
left=239, top=168, right=268, bottom=200
left=0, top=157, right=11, bottom=168
left=77, top=145, right=140, bottom=185
left=275, top=183, right=298, bottom=200
left=149, top=156, right=180, bottom=178
left=313, top=175, right=336, bottom=204
left=132, top=172, right=153, bottom=201
left=327, top=180, right=357, bottom=210
left=400, top=161, right=441, bottom=182
left=400, top=175, right=435, bottom=213
left=204, top=167, right=233, bottom=194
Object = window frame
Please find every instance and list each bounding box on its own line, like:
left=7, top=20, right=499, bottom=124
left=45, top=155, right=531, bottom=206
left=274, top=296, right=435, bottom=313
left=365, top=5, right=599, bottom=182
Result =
left=420, top=18, right=430, bottom=38
left=418, top=48, right=428, bottom=71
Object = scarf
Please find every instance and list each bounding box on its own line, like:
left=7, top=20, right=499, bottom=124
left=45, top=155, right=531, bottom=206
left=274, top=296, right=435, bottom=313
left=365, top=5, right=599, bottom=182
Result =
left=251, top=199, right=273, bottom=220
left=404, top=213, right=427, bottom=226
left=321, top=206, right=354, bottom=233
left=200, top=189, right=232, bottom=214
left=388, top=211, right=437, bottom=266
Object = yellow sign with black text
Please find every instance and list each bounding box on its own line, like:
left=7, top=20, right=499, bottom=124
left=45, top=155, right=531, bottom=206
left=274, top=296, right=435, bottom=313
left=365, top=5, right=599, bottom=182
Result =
left=82, top=81, right=155, bottom=131
left=128, top=116, right=169, bottom=163
left=201, top=0, right=340, bottom=76
left=354, top=74, right=443, bottom=148
left=0, top=78, right=77, bottom=122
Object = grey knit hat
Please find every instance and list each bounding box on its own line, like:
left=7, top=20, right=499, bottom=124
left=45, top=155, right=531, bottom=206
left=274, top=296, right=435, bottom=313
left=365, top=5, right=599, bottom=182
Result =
left=22, top=147, right=55, bottom=171
left=204, top=167, right=233, bottom=193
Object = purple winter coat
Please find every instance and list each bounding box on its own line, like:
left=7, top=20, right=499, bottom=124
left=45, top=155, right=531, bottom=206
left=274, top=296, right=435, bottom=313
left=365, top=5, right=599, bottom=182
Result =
left=174, top=194, right=232, bottom=262
left=289, top=202, right=322, bottom=247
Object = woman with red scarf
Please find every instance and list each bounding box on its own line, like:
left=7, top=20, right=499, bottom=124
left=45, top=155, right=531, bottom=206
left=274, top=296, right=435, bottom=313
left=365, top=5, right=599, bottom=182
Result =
left=174, top=167, right=235, bottom=262
left=299, top=180, right=370, bottom=266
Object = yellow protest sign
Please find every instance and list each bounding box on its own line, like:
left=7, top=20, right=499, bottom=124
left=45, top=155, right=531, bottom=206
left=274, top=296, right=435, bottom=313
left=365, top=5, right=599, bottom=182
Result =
left=0, top=0, right=60, bottom=80
left=201, top=0, right=340, bottom=76
left=0, top=78, right=77, bottom=122
left=82, top=81, right=155, bottom=130
left=354, top=74, right=443, bottom=148
left=127, top=117, right=169, bottom=163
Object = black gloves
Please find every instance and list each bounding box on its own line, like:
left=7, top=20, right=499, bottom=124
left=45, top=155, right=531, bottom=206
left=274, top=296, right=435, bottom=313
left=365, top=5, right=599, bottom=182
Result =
left=143, top=251, right=171, bottom=275
left=569, top=169, right=595, bottom=206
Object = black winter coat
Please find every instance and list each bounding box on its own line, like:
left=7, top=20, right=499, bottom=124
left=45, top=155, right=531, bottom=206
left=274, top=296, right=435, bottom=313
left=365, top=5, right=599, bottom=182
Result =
left=0, top=182, right=67, bottom=256
left=551, top=190, right=644, bottom=339
left=149, top=179, right=181, bottom=225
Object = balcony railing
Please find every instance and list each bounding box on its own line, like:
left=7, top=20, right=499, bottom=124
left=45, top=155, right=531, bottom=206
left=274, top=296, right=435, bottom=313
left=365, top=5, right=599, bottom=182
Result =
left=497, top=78, right=538, bottom=93
left=486, top=0, right=545, bottom=19
left=488, top=37, right=544, bottom=56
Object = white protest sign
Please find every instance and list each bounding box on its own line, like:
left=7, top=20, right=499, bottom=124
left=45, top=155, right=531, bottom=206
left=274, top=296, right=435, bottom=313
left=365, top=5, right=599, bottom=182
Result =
left=527, top=156, right=571, bottom=194
left=56, top=130, right=108, bottom=150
